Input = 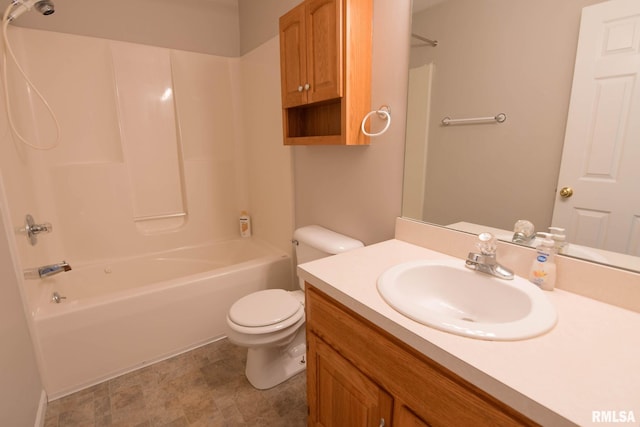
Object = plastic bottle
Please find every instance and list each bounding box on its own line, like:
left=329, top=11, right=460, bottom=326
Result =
left=528, top=238, right=556, bottom=291
left=239, top=211, right=251, bottom=238
left=548, top=227, right=567, bottom=252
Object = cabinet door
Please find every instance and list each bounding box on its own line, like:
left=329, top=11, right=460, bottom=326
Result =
left=308, top=333, right=392, bottom=427
left=395, top=405, right=431, bottom=427
left=280, top=2, right=308, bottom=108
left=306, top=0, right=342, bottom=104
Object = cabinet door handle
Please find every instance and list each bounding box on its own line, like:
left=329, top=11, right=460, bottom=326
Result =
left=304, top=83, right=310, bottom=91
left=379, top=419, right=385, bottom=427
left=297, top=85, right=304, bottom=92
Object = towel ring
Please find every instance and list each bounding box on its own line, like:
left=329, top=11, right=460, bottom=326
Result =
left=361, top=105, right=391, bottom=137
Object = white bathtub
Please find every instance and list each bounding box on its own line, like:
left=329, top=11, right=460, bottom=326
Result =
left=32, top=238, right=293, bottom=400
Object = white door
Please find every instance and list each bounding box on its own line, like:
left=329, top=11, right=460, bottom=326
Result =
left=552, top=0, right=640, bottom=256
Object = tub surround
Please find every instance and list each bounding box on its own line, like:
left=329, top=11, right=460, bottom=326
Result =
left=0, top=25, right=294, bottom=405
left=297, top=218, right=640, bottom=426
left=1, top=27, right=293, bottom=276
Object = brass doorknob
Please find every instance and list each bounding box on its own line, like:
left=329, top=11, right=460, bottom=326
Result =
left=559, top=186, right=574, bottom=198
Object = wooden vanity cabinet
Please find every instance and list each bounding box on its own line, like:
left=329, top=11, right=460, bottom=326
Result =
left=305, top=285, right=539, bottom=427
left=279, top=0, right=372, bottom=145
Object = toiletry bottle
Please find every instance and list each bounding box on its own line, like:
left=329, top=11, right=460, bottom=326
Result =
left=548, top=226, right=567, bottom=252
left=239, top=211, right=251, bottom=238
left=528, top=238, right=556, bottom=291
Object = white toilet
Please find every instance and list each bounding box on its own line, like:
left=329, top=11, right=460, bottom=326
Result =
left=226, top=225, right=363, bottom=389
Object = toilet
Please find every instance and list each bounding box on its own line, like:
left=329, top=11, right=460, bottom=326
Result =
left=226, top=225, right=364, bottom=389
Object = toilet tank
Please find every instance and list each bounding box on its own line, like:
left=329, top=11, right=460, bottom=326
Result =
left=293, top=225, right=364, bottom=286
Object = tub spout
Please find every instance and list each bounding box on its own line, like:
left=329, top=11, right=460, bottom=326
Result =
left=39, top=261, right=71, bottom=278
left=24, top=261, right=72, bottom=279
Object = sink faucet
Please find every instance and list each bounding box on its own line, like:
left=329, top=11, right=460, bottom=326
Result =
left=512, top=219, right=535, bottom=245
left=24, top=261, right=72, bottom=279
left=465, top=233, right=514, bottom=280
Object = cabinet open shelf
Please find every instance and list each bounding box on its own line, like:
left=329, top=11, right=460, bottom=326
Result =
left=283, top=99, right=342, bottom=145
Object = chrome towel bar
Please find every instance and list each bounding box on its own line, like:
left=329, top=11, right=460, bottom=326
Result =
left=441, top=112, right=507, bottom=126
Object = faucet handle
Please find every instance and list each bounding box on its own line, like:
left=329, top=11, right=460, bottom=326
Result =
left=477, top=232, right=497, bottom=255
left=514, top=219, right=535, bottom=237
left=22, top=214, right=53, bottom=246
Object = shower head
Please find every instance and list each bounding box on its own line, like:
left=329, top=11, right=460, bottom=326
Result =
left=7, top=0, right=55, bottom=21
left=34, top=0, right=54, bottom=16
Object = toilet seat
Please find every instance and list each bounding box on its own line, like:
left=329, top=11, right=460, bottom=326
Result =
left=228, top=289, right=304, bottom=335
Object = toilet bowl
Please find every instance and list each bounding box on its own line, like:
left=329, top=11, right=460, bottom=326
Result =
left=226, top=289, right=306, bottom=389
left=226, top=225, right=363, bottom=389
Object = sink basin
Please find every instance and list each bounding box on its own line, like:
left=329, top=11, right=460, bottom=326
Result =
left=377, top=259, right=557, bottom=340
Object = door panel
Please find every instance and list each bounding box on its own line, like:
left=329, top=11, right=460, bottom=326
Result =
left=552, top=0, right=640, bottom=254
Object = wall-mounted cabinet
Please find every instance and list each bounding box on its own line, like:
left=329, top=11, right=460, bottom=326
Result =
left=279, top=0, right=372, bottom=145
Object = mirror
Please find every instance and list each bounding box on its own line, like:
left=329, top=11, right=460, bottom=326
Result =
left=403, top=0, right=640, bottom=272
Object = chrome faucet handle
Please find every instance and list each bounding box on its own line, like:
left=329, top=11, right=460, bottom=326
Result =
left=512, top=219, right=535, bottom=244
left=477, top=232, right=497, bottom=255
left=466, top=233, right=514, bottom=280
left=22, top=214, right=52, bottom=246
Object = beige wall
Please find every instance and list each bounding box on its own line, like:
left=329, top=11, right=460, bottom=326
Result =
left=239, top=37, right=296, bottom=253
left=0, top=185, right=43, bottom=426
left=0, top=15, right=45, bottom=425
left=12, top=0, right=240, bottom=57
left=410, top=0, right=604, bottom=231
left=292, top=0, right=410, bottom=245
left=237, top=0, right=410, bottom=245
left=13, top=0, right=305, bottom=57
left=14, top=0, right=410, bottom=247
left=238, top=0, right=301, bottom=55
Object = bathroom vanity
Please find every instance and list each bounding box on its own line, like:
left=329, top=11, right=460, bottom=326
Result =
left=306, top=285, right=536, bottom=426
left=298, top=219, right=640, bottom=426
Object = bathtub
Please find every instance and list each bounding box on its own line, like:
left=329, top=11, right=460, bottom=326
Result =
left=31, top=238, right=293, bottom=400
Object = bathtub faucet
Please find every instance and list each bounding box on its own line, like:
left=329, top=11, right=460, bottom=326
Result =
left=24, top=261, right=72, bottom=279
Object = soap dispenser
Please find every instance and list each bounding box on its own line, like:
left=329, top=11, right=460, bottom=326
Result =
left=548, top=227, right=567, bottom=252
left=528, top=238, right=556, bottom=291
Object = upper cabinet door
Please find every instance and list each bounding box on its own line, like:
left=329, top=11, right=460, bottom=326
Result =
left=279, top=3, right=308, bottom=108
left=280, top=0, right=342, bottom=109
left=306, top=0, right=342, bottom=104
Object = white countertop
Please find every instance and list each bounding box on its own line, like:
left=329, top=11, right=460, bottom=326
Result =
left=297, top=239, right=640, bottom=427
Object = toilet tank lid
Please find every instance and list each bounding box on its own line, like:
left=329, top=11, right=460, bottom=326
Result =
left=293, top=225, right=364, bottom=254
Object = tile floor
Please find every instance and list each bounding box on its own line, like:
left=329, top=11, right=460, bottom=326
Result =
left=43, top=339, right=307, bottom=427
